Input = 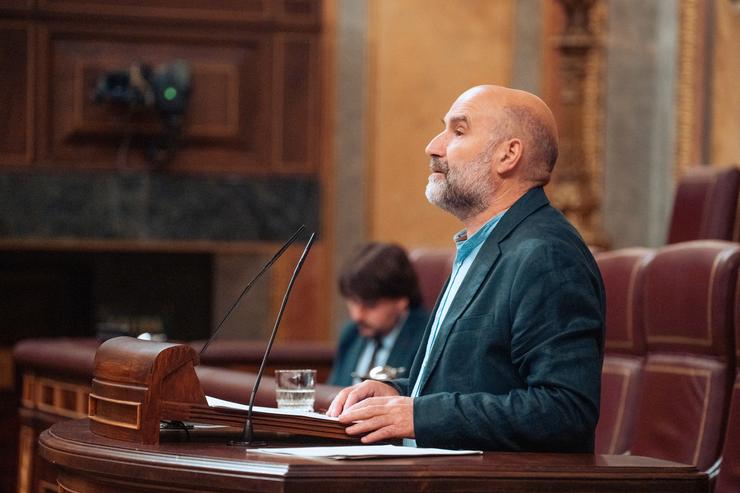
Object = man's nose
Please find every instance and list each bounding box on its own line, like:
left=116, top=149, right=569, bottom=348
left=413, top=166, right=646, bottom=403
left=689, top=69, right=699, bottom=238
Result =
left=349, top=305, right=365, bottom=321
left=425, top=132, right=446, bottom=157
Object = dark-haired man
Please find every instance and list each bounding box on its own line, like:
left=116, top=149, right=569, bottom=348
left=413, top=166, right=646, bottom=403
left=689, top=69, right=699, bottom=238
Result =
left=328, top=85, right=605, bottom=453
left=328, top=243, right=429, bottom=387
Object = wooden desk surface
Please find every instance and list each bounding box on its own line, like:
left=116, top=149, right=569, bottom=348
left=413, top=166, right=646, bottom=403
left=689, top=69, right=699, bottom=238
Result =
left=40, top=419, right=709, bottom=493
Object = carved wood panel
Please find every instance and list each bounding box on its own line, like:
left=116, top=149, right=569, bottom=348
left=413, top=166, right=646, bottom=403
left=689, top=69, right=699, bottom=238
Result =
left=0, top=22, right=32, bottom=165
left=275, top=33, right=319, bottom=171
left=272, top=241, right=327, bottom=342
left=0, top=0, right=322, bottom=175
left=38, top=24, right=272, bottom=173
left=0, top=1, right=32, bottom=10
left=37, top=0, right=271, bottom=24
left=279, top=0, right=322, bottom=24
left=36, top=0, right=320, bottom=27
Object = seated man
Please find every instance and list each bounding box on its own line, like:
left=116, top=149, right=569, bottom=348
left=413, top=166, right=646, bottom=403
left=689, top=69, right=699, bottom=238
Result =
left=328, top=243, right=429, bottom=387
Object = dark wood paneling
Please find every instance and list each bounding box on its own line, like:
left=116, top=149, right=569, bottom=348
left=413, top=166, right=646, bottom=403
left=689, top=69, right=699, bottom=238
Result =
left=0, top=0, right=32, bottom=10
left=0, top=389, right=18, bottom=493
left=273, top=242, right=326, bottom=342
left=40, top=24, right=275, bottom=173
left=2, top=1, right=323, bottom=176
left=38, top=0, right=271, bottom=23
left=279, top=0, right=321, bottom=24
left=36, top=0, right=323, bottom=28
left=0, top=22, right=31, bottom=165
left=279, top=34, right=316, bottom=169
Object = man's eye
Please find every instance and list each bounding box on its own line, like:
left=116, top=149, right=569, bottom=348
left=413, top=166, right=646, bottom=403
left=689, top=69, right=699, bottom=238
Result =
left=454, top=129, right=464, bottom=136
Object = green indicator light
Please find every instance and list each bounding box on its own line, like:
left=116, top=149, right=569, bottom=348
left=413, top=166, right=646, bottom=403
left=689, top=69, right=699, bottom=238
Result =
left=163, top=87, right=177, bottom=101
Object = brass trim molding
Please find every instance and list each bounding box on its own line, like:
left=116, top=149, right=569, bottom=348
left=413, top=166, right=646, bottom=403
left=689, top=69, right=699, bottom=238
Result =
left=583, top=0, right=607, bottom=239
left=17, top=425, right=33, bottom=493
left=676, top=0, right=711, bottom=176
left=676, top=0, right=698, bottom=176
left=550, top=0, right=609, bottom=247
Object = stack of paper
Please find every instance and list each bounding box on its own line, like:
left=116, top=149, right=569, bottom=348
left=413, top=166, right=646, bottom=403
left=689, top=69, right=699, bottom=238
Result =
left=160, top=396, right=355, bottom=441
left=252, top=445, right=483, bottom=460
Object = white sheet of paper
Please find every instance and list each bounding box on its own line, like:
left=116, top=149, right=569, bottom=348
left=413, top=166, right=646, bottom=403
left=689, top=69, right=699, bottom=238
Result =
left=205, top=395, right=339, bottom=422
left=251, top=445, right=482, bottom=460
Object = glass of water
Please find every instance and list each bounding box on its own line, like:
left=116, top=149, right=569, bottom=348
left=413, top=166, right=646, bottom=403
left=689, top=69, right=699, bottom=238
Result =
left=274, top=369, right=316, bottom=412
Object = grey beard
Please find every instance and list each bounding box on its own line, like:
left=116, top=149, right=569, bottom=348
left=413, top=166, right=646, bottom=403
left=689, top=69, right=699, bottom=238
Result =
left=425, top=177, right=489, bottom=220
left=425, top=149, right=494, bottom=220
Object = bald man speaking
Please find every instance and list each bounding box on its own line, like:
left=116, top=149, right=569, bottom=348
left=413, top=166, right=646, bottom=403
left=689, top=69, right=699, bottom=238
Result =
left=327, top=85, right=605, bottom=453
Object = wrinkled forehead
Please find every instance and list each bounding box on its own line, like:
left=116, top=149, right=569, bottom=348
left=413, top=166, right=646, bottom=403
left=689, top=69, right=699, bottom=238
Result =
left=444, top=85, right=558, bottom=138
left=443, top=88, right=502, bottom=127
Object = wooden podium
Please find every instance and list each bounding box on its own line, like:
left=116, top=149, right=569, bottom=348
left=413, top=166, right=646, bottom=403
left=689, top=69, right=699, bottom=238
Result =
left=87, top=336, right=351, bottom=444
left=40, top=419, right=709, bottom=493
left=36, top=336, right=708, bottom=493
left=88, top=336, right=208, bottom=444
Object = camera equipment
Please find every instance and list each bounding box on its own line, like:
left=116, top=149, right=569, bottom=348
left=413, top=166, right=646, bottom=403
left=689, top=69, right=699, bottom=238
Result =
left=92, top=60, right=192, bottom=169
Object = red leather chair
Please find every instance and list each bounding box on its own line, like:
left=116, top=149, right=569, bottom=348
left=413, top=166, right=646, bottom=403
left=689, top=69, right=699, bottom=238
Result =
left=408, top=247, right=455, bottom=311
left=629, top=241, right=740, bottom=471
left=715, top=275, right=740, bottom=493
left=667, top=166, right=740, bottom=244
left=594, top=248, right=653, bottom=454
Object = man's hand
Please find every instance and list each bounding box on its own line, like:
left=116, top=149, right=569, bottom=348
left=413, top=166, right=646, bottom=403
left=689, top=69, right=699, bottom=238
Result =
left=326, top=379, right=399, bottom=417
left=326, top=380, right=414, bottom=443
left=338, top=395, right=415, bottom=443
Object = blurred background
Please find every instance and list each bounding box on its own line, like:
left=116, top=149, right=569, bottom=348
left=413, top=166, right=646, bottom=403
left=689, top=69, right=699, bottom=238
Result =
left=3, top=0, right=736, bottom=343
left=0, top=0, right=738, bottom=488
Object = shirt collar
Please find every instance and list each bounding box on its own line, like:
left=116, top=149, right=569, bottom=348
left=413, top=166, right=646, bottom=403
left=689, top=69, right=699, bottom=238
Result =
left=378, top=309, right=408, bottom=349
left=453, top=209, right=508, bottom=263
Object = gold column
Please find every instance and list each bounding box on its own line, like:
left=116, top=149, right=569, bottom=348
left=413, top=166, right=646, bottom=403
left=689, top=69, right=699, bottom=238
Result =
left=676, top=0, right=712, bottom=177
left=551, top=0, right=608, bottom=247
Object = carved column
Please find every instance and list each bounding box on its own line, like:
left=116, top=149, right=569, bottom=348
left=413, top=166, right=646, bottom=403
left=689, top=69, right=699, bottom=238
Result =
left=551, top=0, right=608, bottom=247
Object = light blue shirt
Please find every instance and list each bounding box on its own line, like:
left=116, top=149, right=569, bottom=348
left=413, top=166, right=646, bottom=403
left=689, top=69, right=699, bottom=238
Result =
left=405, top=209, right=506, bottom=446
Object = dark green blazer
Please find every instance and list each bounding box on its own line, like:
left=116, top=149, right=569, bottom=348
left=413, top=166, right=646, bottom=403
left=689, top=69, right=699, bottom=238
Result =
left=328, top=306, right=428, bottom=387
left=390, top=187, right=605, bottom=452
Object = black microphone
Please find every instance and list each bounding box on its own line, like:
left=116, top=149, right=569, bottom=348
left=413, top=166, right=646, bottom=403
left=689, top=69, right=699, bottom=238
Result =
left=240, top=231, right=316, bottom=444
left=198, top=225, right=306, bottom=358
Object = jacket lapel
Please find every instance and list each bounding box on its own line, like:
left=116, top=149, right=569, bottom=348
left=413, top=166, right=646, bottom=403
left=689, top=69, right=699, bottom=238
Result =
left=414, top=187, right=550, bottom=394
left=387, top=310, right=414, bottom=368
left=413, top=240, right=500, bottom=394
left=407, top=279, right=449, bottom=387
left=387, top=307, right=426, bottom=369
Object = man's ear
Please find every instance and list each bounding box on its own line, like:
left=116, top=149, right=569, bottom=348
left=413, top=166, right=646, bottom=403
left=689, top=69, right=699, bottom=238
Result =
left=494, top=138, right=523, bottom=174
left=395, top=297, right=410, bottom=312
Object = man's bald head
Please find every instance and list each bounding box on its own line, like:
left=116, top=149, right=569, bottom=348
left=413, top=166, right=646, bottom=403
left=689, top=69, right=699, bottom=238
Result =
left=455, top=85, right=559, bottom=185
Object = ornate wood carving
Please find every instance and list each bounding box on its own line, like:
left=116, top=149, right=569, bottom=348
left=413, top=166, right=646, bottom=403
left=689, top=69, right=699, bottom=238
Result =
left=550, top=0, right=608, bottom=247
left=676, top=0, right=712, bottom=177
